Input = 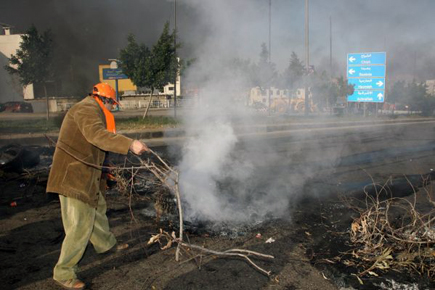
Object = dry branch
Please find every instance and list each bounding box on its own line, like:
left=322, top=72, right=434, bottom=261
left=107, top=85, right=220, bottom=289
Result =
left=147, top=230, right=274, bottom=276
left=141, top=150, right=274, bottom=276
left=342, top=174, right=435, bottom=279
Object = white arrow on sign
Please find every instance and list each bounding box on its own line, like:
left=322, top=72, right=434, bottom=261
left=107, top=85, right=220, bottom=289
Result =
left=349, top=56, right=356, bottom=63
left=377, top=93, right=384, bottom=100
left=376, top=81, right=384, bottom=87
left=348, top=69, right=355, bottom=75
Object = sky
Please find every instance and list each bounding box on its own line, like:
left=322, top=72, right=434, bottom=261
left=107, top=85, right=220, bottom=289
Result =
left=1, top=0, right=435, bottom=86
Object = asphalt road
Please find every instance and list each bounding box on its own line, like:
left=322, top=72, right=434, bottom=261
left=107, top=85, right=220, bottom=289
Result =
left=236, top=118, right=435, bottom=181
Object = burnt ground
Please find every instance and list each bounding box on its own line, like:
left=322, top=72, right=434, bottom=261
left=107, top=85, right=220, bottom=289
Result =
left=1, top=143, right=435, bottom=290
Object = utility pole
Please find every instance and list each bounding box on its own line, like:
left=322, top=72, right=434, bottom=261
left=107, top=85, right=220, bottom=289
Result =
left=304, top=0, right=310, bottom=116
left=267, top=0, right=272, bottom=116
left=173, top=0, right=177, bottom=118
left=413, top=51, right=417, bottom=81
left=329, top=16, right=332, bottom=77
left=328, top=16, right=332, bottom=113
left=269, top=0, right=271, bottom=62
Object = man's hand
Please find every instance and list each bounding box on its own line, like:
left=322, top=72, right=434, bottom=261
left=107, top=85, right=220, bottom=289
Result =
left=129, top=140, right=149, bottom=155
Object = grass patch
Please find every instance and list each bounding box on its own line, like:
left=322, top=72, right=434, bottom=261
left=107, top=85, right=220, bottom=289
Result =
left=0, top=115, right=180, bottom=134
left=116, top=116, right=180, bottom=131
left=0, top=115, right=64, bottom=134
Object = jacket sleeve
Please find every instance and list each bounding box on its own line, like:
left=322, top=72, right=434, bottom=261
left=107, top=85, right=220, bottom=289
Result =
left=72, top=102, right=133, bottom=155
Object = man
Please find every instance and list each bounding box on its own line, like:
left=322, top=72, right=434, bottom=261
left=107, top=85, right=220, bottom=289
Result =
left=47, top=83, right=148, bottom=289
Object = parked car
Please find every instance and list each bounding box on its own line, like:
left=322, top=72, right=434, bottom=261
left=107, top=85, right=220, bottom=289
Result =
left=0, top=101, right=33, bottom=113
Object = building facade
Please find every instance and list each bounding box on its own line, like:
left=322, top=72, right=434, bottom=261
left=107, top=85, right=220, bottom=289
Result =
left=0, top=24, right=34, bottom=102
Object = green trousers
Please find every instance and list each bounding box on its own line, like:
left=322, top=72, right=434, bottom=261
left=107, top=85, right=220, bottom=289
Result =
left=53, top=193, right=117, bottom=281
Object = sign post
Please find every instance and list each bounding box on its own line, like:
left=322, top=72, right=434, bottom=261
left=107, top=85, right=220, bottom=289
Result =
left=347, top=52, right=386, bottom=113
left=103, top=63, right=128, bottom=111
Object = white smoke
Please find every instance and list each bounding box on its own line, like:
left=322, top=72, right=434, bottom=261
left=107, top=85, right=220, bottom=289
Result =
left=174, top=0, right=296, bottom=223
left=171, top=1, right=297, bottom=223
left=177, top=65, right=258, bottom=222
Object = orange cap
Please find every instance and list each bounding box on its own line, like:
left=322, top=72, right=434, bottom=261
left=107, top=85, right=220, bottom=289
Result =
left=92, top=83, right=118, bottom=104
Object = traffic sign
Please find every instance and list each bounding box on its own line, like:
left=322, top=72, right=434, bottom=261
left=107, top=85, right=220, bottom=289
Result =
left=347, top=52, right=386, bottom=66
left=102, top=68, right=128, bottom=80
left=348, top=90, right=385, bottom=103
left=346, top=51, right=386, bottom=103
left=347, top=65, right=386, bottom=78
left=348, top=78, right=385, bottom=90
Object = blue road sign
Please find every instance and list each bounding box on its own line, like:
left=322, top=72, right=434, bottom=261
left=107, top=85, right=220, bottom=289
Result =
left=346, top=51, right=386, bottom=103
left=348, top=90, right=385, bottom=103
left=348, top=78, right=385, bottom=90
left=102, top=68, right=128, bottom=80
left=347, top=52, right=386, bottom=66
left=347, top=65, right=385, bottom=78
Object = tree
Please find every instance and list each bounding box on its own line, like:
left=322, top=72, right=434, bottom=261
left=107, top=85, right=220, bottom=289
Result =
left=227, top=57, right=256, bottom=88
left=5, top=25, right=54, bottom=119
left=309, top=71, right=334, bottom=111
left=254, top=43, right=277, bottom=89
left=389, top=80, right=407, bottom=105
left=151, top=22, right=178, bottom=92
left=407, top=81, right=435, bottom=115
left=119, top=22, right=179, bottom=118
left=282, top=51, right=305, bottom=90
left=336, top=76, right=354, bottom=102
left=119, top=34, right=151, bottom=88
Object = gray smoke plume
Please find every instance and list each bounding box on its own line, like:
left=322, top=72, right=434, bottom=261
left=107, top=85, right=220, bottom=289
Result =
left=178, top=59, right=257, bottom=222
left=177, top=0, right=293, bottom=223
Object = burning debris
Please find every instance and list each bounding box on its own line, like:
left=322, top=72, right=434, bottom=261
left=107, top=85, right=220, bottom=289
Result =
left=107, top=149, right=275, bottom=276
left=112, top=150, right=274, bottom=276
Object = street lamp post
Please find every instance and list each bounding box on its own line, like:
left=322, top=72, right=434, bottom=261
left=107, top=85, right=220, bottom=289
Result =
left=109, top=59, right=120, bottom=111
left=173, top=0, right=177, bottom=118
left=268, top=0, right=272, bottom=116
left=269, top=0, right=271, bottom=63
left=304, top=0, right=310, bottom=116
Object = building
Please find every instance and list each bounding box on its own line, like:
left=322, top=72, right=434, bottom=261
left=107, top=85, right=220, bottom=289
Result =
left=0, top=24, right=34, bottom=102
left=426, top=80, right=435, bottom=96
left=248, top=87, right=315, bottom=113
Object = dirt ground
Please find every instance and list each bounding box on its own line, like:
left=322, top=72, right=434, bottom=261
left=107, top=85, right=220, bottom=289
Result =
left=1, top=145, right=434, bottom=290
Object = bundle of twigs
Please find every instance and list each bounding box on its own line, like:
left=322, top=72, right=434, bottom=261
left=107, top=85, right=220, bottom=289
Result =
left=343, top=176, right=435, bottom=279
left=129, top=149, right=274, bottom=276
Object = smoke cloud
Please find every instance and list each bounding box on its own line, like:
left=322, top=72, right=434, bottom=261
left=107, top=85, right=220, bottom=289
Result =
left=176, top=0, right=307, bottom=223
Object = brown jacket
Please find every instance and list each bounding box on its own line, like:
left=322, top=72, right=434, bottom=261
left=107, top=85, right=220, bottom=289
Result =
left=46, top=96, right=133, bottom=207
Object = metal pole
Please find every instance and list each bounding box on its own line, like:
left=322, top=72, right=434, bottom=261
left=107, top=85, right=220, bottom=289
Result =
left=304, top=0, right=310, bottom=116
left=173, top=0, right=177, bottom=118
left=115, top=79, right=119, bottom=111
left=268, top=0, right=272, bottom=116
left=329, top=16, right=332, bottom=77
left=269, top=0, right=271, bottom=63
